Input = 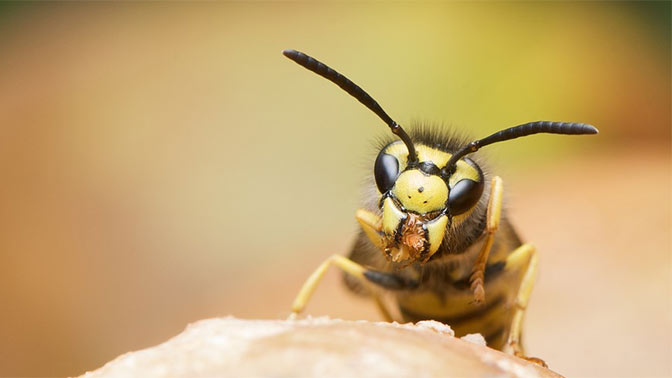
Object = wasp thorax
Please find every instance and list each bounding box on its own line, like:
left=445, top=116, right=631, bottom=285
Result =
left=391, top=170, right=448, bottom=214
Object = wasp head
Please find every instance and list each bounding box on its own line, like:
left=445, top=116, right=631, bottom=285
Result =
left=358, top=141, right=485, bottom=264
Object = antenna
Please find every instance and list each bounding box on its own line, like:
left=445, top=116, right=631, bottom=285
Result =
left=443, top=121, right=599, bottom=175
left=283, top=49, right=418, bottom=164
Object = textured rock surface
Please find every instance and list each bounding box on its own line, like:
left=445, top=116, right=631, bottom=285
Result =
left=79, top=317, right=562, bottom=378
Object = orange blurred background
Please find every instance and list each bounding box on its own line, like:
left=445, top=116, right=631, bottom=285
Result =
left=0, top=2, right=669, bottom=377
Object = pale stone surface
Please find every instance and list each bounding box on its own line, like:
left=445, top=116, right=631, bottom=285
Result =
left=461, top=332, right=488, bottom=346
left=79, top=317, right=562, bottom=378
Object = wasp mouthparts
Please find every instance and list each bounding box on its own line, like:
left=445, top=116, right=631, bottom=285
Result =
left=386, top=214, right=428, bottom=263
left=401, top=214, right=426, bottom=252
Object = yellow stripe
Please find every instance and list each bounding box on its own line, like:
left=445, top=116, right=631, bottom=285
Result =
left=399, top=293, right=514, bottom=345
left=383, top=142, right=480, bottom=185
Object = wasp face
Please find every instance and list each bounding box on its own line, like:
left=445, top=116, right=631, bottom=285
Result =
left=358, top=141, right=484, bottom=264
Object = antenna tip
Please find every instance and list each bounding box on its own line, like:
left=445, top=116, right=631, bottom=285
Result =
left=282, top=49, right=298, bottom=58
left=584, top=124, right=599, bottom=134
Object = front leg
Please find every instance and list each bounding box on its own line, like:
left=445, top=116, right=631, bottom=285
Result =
left=290, top=254, right=418, bottom=322
left=470, top=176, right=503, bottom=305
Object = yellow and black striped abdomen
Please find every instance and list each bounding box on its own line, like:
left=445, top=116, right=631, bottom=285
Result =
left=396, top=270, right=517, bottom=349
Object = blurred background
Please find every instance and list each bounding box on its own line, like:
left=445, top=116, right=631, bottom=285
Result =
left=0, top=2, right=669, bottom=377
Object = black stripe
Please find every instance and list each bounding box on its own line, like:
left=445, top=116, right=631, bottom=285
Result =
left=399, top=295, right=505, bottom=326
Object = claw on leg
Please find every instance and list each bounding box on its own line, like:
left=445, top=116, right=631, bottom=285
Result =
left=518, top=355, right=548, bottom=368
left=510, top=341, right=548, bottom=368
left=469, top=267, right=486, bottom=305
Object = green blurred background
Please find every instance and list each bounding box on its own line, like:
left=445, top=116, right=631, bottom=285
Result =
left=0, top=2, right=669, bottom=377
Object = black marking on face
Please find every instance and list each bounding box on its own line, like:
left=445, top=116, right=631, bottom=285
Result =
left=393, top=213, right=407, bottom=244
left=418, top=161, right=440, bottom=176
left=417, top=222, right=432, bottom=262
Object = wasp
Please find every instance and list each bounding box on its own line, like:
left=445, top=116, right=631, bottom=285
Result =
left=283, top=49, right=597, bottom=364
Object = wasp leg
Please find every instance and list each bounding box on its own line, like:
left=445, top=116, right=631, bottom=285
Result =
left=470, top=176, right=503, bottom=305
left=289, top=255, right=397, bottom=322
left=501, top=243, right=547, bottom=367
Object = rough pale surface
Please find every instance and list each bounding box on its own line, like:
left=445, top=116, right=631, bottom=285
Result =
left=79, top=317, right=562, bottom=378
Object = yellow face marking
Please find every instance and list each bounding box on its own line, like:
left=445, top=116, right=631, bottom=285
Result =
left=383, top=142, right=411, bottom=169
left=425, top=214, right=448, bottom=257
left=383, top=142, right=480, bottom=186
left=384, top=143, right=452, bottom=170
left=382, top=141, right=482, bottom=225
left=447, top=160, right=480, bottom=187
left=392, top=170, right=448, bottom=214
left=382, top=197, right=405, bottom=237
left=417, top=146, right=452, bottom=168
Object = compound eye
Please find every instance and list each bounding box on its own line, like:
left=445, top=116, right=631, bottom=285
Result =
left=448, top=178, right=484, bottom=215
left=374, top=152, right=399, bottom=193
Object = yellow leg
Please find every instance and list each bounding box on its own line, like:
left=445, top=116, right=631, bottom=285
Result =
left=289, top=254, right=393, bottom=322
left=501, top=243, right=547, bottom=367
left=470, top=176, right=503, bottom=304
